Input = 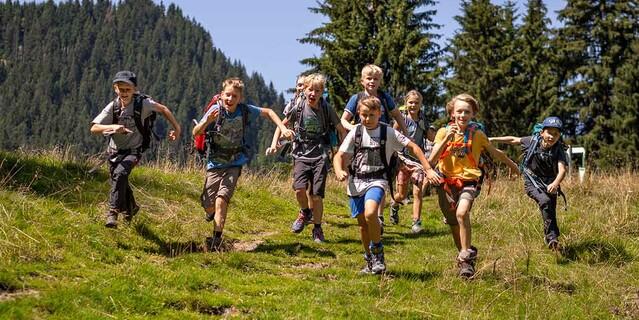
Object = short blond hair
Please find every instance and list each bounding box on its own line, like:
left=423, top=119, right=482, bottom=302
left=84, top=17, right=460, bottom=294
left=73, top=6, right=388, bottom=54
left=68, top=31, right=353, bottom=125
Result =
left=446, top=93, right=479, bottom=116
left=404, top=90, right=423, bottom=105
left=222, top=77, right=244, bottom=93
left=357, top=95, right=381, bottom=112
left=361, top=64, right=383, bottom=79
left=303, top=73, right=326, bottom=91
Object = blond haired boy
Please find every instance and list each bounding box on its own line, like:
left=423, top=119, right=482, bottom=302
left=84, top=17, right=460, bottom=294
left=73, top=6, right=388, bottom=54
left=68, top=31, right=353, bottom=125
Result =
left=193, top=77, right=293, bottom=250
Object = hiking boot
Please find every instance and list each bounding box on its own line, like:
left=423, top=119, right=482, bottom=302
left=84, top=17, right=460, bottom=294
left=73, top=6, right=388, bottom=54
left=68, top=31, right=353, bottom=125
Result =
left=411, top=219, right=423, bottom=234
left=205, top=236, right=223, bottom=251
left=291, top=209, right=312, bottom=233
left=457, top=246, right=478, bottom=279
left=312, top=226, right=325, bottom=243
left=389, top=205, right=400, bottom=225
left=204, top=211, right=215, bottom=222
left=547, top=238, right=559, bottom=251
left=105, top=210, right=118, bottom=228
left=370, top=246, right=386, bottom=274
left=123, top=205, right=140, bottom=223
left=458, top=260, right=475, bottom=279
left=359, top=253, right=373, bottom=275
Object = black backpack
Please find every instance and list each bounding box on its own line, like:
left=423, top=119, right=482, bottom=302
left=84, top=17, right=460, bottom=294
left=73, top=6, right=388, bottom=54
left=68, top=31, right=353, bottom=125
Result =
left=111, top=93, right=158, bottom=153
left=350, top=124, right=400, bottom=201
left=293, top=96, right=335, bottom=146
left=205, top=103, right=251, bottom=162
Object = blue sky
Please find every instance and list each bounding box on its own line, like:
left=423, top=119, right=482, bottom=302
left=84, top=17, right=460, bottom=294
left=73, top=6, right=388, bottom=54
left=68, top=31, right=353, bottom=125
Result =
left=160, top=0, right=566, bottom=98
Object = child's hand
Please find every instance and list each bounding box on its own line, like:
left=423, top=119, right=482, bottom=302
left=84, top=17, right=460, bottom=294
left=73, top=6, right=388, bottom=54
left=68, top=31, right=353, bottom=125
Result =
left=204, top=108, right=220, bottom=124
left=445, top=125, right=459, bottom=140
left=281, top=128, right=295, bottom=140
left=265, top=146, right=278, bottom=156
left=424, top=168, right=441, bottom=185
left=168, top=127, right=180, bottom=141
left=104, top=125, right=133, bottom=135
left=547, top=182, right=559, bottom=194
left=335, top=169, right=348, bottom=182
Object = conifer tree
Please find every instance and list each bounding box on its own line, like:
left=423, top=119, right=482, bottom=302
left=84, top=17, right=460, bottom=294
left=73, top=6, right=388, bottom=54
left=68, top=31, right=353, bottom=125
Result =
left=555, top=0, right=639, bottom=167
left=300, top=0, right=442, bottom=111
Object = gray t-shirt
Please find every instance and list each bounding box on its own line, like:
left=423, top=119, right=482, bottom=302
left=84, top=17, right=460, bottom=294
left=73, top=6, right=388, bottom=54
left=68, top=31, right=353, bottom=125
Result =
left=92, top=96, right=158, bottom=153
left=287, top=98, right=340, bottom=161
left=338, top=124, right=410, bottom=196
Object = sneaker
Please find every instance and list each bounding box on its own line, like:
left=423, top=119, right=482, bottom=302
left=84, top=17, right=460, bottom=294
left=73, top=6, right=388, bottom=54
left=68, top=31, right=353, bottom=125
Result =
left=359, top=254, right=373, bottom=275
left=389, top=205, right=400, bottom=225
left=411, top=219, right=423, bottom=234
left=204, top=211, right=215, bottom=222
left=205, top=236, right=223, bottom=251
left=123, top=205, right=140, bottom=222
left=105, top=211, right=118, bottom=228
left=312, top=226, right=325, bottom=243
left=291, top=209, right=312, bottom=233
left=370, top=246, right=386, bottom=274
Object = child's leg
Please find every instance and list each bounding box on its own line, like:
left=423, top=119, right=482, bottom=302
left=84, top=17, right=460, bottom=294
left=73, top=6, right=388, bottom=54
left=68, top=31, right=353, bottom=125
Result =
left=214, top=196, right=229, bottom=232
left=108, top=154, right=138, bottom=213
left=357, top=214, right=371, bottom=255
left=364, top=187, right=385, bottom=244
left=295, top=188, right=310, bottom=209
left=435, top=184, right=462, bottom=250
left=412, top=183, right=424, bottom=222
left=311, top=195, right=323, bottom=224
left=455, top=198, right=473, bottom=251
left=205, top=167, right=241, bottom=234
left=525, top=185, right=560, bottom=243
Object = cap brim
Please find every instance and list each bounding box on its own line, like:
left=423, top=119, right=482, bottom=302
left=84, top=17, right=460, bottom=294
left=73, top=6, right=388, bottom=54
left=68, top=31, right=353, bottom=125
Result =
left=113, top=78, right=135, bottom=86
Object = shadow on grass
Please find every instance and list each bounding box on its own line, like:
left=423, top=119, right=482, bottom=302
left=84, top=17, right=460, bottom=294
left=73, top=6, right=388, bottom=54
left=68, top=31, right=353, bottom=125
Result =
left=252, top=241, right=336, bottom=258
left=135, top=223, right=204, bottom=257
left=385, top=228, right=449, bottom=239
left=384, top=269, right=439, bottom=282
left=559, top=239, right=633, bottom=266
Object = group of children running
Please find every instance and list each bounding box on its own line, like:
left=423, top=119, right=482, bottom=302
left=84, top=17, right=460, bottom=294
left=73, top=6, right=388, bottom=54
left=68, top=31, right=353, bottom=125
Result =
left=91, top=66, right=569, bottom=279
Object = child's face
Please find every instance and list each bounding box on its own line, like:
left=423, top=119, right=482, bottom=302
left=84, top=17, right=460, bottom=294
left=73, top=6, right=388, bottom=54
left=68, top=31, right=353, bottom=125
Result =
left=540, top=127, right=561, bottom=148
left=304, top=84, right=323, bottom=108
left=295, top=78, right=305, bottom=94
left=113, top=82, right=135, bottom=106
left=221, top=86, right=242, bottom=108
left=406, top=96, right=421, bottom=117
left=451, top=100, right=474, bottom=130
left=358, top=105, right=381, bottom=129
left=360, top=73, right=381, bottom=93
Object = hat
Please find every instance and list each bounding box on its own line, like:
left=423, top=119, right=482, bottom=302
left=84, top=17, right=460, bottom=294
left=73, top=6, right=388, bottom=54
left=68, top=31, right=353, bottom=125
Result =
left=112, top=70, right=137, bottom=86
left=542, top=116, right=562, bottom=130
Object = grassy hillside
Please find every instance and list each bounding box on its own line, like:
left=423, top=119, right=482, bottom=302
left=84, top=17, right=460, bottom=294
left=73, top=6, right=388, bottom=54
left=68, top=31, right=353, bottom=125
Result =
left=1, top=150, right=638, bottom=319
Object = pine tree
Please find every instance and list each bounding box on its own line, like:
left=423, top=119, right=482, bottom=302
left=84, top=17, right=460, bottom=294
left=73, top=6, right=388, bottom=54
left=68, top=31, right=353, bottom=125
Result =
left=445, top=0, right=521, bottom=136
left=555, top=0, right=639, bottom=168
left=300, top=0, right=442, bottom=110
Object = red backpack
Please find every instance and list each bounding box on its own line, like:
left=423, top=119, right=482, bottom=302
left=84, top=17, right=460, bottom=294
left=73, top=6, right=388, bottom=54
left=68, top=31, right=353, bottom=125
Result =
left=193, top=94, right=220, bottom=156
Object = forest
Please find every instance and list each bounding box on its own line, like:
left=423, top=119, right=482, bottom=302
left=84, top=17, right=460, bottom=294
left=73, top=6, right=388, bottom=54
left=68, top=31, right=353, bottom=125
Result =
left=0, top=0, right=637, bottom=168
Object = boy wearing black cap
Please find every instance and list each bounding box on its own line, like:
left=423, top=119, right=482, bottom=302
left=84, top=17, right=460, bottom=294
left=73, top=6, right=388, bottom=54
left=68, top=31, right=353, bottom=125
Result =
left=90, top=70, right=181, bottom=228
left=490, top=116, right=567, bottom=250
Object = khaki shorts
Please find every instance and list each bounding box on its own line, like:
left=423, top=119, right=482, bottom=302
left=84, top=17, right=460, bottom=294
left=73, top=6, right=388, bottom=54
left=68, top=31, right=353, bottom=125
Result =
left=200, top=167, right=241, bottom=209
left=435, top=181, right=479, bottom=225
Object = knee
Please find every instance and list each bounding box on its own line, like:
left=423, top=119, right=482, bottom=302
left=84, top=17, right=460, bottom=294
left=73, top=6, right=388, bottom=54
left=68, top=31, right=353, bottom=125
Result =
left=295, top=189, right=307, bottom=197
left=456, top=210, right=469, bottom=223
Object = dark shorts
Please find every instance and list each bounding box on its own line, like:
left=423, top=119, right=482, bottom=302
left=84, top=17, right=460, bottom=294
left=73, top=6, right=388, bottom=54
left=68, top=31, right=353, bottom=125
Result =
left=201, top=167, right=242, bottom=209
left=435, top=181, right=480, bottom=225
left=292, top=157, right=328, bottom=198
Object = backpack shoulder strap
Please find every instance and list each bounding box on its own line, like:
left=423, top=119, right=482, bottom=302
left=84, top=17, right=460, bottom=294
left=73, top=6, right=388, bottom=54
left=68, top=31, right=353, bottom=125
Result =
left=378, top=91, right=391, bottom=120
left=295, top=98, right=305, bottom=132
left=379, top=123, right=388, bottom=170
left=132, top=94, right=146, bottom=135
left=111, top=98, right=121, bottom=124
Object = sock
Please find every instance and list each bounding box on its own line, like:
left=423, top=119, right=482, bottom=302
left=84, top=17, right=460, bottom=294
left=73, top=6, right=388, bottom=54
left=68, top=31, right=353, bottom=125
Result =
left=214, top=231, right=222, bottom=239
left=314, top=223, right=321, bottom=229
left=302, top=208, right=312, bottom=215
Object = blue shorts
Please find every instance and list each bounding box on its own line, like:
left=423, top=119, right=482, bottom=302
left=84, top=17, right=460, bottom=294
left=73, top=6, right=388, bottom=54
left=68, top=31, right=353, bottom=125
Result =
left=349, top=187, right=385, bottom=218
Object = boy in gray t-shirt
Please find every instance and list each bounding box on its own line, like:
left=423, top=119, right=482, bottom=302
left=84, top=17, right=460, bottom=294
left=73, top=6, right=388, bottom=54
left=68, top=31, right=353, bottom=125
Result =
left=90, top=71, right=181, bottom=228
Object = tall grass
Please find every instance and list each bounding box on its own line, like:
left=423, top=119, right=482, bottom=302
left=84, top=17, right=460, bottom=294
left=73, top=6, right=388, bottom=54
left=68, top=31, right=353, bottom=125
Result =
left=1, top=149, right=638, bottom=319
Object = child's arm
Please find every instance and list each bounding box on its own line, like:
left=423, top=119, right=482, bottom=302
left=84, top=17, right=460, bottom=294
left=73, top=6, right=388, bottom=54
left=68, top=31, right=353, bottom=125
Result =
left=266, top=122, right=285, bottom=156
left=192, top=107, right=219, bottom=137
left=547, top=161, right=567, bottom=194
left=389, top=108, right=408, bottom=135
left=336, top=124, right=347, bottom=143
left=340, top=112, right=356, bottom=132
left=90, top=123, right=132, bottom=135
left=333, top=151, right=349, bottom=181
left=405, top=141, right=439, bottom=185
left=428, top=126, right=457, bottom=164
left=489, top=136, right=522, bottom=145
left=260, top=108, right=294, bottom=140
left=153, top=102, right=182, bottom=141
left=484, top=143, right=520, bottom=175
